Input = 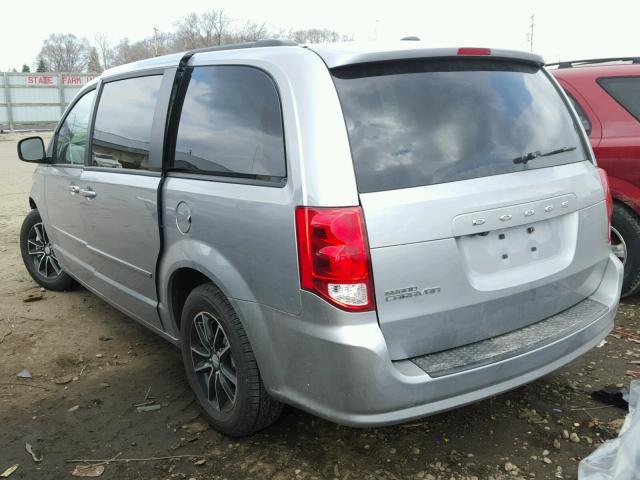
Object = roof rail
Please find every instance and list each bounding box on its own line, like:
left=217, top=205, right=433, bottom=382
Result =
left=546, top=57, right=640, bottom=68
left=185, top=39, right=297, bottom=57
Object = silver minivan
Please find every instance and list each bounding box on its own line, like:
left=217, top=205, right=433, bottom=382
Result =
left=17, top=40, right=622, bottom=436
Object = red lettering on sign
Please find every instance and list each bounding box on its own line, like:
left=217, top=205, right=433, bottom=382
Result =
left=26, top=75, right=53, bottom=85
left=62, top=76, right=82, bottom=85
left=24, top=74, right=95, bottom=86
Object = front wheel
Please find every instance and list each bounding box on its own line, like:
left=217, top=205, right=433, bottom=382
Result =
left=180, top=283, right=282, bottom=436
left=20, top=209, right=77, bottom=291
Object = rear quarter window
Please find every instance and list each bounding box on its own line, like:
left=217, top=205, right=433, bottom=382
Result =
left=172, top=66, right=286, bottom=182
left=332, top=59, right=587, bottom=193
left=598, top=76, right=640, bottom=122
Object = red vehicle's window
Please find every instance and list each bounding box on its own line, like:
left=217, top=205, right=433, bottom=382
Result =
left=598, top=76, right=640, bottom=122
left=565, top=92, right=592, bottom=135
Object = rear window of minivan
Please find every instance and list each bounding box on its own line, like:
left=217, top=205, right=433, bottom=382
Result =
left=332, top=59, right=587, bottom=193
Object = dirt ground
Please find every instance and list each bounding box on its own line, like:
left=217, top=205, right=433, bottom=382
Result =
left=1, top=132, right=639, bottom=480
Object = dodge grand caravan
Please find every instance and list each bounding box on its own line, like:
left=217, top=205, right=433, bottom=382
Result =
left=17, top=41, right=623, bottom=436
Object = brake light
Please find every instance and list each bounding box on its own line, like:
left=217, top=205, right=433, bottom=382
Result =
left=457, top=47, right=491, bottom=56
left=295, top=206, right=375, bottom=311
left=598, top=168, right=613, bottom=244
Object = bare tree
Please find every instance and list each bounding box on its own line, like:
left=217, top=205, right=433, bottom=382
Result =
left=175, top=13, right=203, bottom=50
left=174, top=9, right=231, bottom=49
left=291, top=28, right=351, bottom=44
left=211, top=10, right=231, bottom=45
left=94, top=32, right=114, bottom=70
left=93, top=10, right=352, bottom=68
left=152, top=31, right=177, bottom=56
left=113, top=38, right=153, bottom=65
left=233, top=21, right=269, bottom=42
left=39, top=33, right=90, bottom=72
left=36, top=58, right=47, bottom=72
left=197, top=11, right=217, bottom=46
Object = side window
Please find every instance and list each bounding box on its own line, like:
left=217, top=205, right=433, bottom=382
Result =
left=598, top=76, right=640, bottom=122
left=91, top=75, right=162, bottom=170
left=565, top=92, right=592, bottom=135
left=53, top=90, right=95, bottom=165
left=173, top=66, right=286, bottom=180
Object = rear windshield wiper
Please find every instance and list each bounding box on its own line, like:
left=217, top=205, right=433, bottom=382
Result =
left=513, top=146, right=576, bottom=165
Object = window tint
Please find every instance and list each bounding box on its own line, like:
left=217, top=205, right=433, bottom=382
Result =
left=91, top=75, right=162, bottom=170
left=599, top=76, right=640, bottom=122
left=566, top=92, right=592, bottom=135
left=332, top=59, right=587, bottom=193
left=173, top=66, right=286, bottom=180
left=54, top=90, right=95, bottom=165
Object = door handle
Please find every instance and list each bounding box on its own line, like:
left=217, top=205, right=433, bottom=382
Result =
left=79, top=188, right=97, bottom=199
left=68, top=184, right=80, bottom=194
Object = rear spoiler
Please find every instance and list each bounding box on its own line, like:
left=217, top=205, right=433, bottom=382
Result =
left=310, top=44, right=545, bottom=69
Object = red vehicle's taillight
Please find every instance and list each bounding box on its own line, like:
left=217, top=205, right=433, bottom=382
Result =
left=295, top=206, right=375, bottom=312
left=598, top=167, right=613, bottom=244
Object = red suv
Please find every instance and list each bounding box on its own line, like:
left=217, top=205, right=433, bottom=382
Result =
left=551, top=58, right=640, bottom=296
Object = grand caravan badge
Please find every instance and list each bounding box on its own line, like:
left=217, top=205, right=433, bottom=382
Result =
left=384, top=286, right=441, bottom=302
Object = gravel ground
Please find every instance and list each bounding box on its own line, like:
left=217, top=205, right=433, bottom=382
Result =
left=1, top=132, right=639, bottom=480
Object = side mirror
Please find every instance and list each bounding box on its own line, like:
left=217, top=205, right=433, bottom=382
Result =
left=17, top=136, right=48, bottom=163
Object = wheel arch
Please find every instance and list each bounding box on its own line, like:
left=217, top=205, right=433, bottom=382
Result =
left=609, top=175, right=640, bottom=216
left=159, top=238, right=259, bottom=338
left=167, top=266, right=220, bottom=337
left=29, top=197, right=37, bottom=210
left=611, top=199, right=640, bottom=297
left=613, top=197, right=640, bottom=223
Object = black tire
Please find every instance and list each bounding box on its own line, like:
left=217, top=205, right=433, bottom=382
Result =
left=612, top=203, right=640, bottom=297
left=20, top=209, right=77, bottom=291
left=180, top=283, right=282, bottom=437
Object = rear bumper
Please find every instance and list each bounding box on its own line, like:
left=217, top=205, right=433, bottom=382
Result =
left=234, top=252, right=622, bottom=427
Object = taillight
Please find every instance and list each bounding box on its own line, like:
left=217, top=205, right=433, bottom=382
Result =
left=457, top=47, right=491, bottom=56
left=295, top=206, right=375, bottom=312
left=598, top=168, right=613, bottom=244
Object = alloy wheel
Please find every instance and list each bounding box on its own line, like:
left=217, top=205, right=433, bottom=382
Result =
left=27, top=222, right=62, bottom=279
left=190, top=311, right=237, bottom=412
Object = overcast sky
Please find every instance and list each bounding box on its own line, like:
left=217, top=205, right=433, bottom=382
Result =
left=4, top=0, right=639, bottom=71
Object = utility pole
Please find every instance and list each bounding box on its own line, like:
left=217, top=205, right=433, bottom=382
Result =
left=153, top=27, right=159, bottom=56
left=527, top=14, right=535, bottom=53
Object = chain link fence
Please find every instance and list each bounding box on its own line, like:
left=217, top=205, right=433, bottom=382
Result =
left=0, top=72, right=96, bottom=132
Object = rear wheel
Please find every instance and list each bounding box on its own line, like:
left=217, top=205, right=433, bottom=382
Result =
left=180, top=283, right=282, bottom=436
left=612, top=203, right=640, bottom=297
left=20, top=209, right=76, bottom=291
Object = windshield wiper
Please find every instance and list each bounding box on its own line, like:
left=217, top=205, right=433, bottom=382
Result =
left=513, top=146, right=577, bottom=165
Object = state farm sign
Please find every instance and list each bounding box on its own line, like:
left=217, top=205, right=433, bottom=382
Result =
left=23, top=75, right=95, bottom=86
